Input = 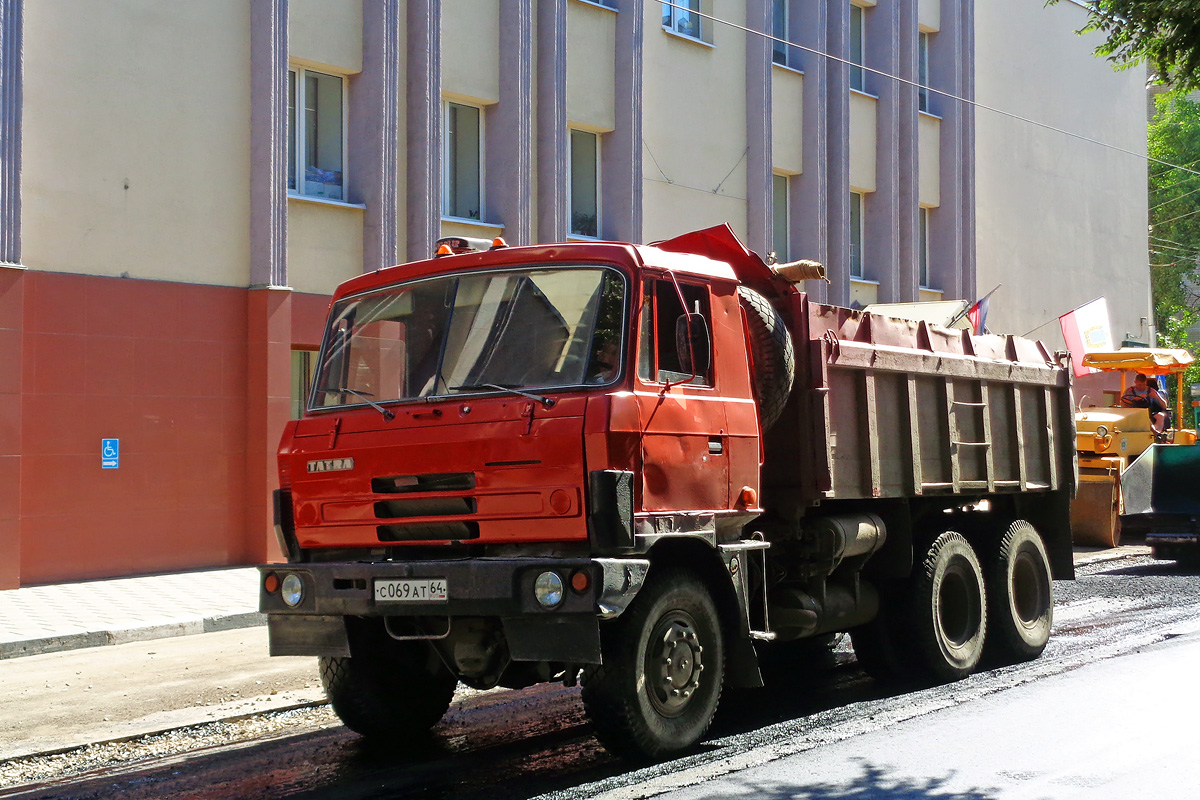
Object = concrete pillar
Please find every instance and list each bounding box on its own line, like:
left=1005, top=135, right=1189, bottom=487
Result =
left=536, top=0, right=569, bottom=243
left=406, top=0, right=442, bottom=261
left=247, top=0, right=291, bottom=562
left=350, top=0, right=401, bottom=271
left=897, top=0, right=920, bottom=301
left=793, top=0, right=829, bottom=302
left=746, top=0, right=772, bottom=255
left=250, top=0, right=288, bottom=288
left=1, top=0, right=23, bottom=266
left=245, top=288, right=292, bottom=563
left=487, top=0, right=534, bottom=244
left=864, top=0, right=901, bottom=302
left=603, top=0, right=643, bottom=243
left=929, top=0, right=975, bottom=301
left=825, top=0, right=851, bottom=306
left=0, top=265, right=24, bottom=588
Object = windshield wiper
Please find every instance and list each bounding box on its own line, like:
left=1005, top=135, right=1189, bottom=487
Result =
left=336, top=387, right=395, bottom=421
left=450, top=383, right=556, bottom=409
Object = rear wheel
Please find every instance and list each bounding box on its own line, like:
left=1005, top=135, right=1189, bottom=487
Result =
left=581, top=569, right=725, bottom=760
left=911, top=532, right=987, bottom=681
left=320, top=619, right=457, bottom=743
left=985, top=521, right=1053, bottom=663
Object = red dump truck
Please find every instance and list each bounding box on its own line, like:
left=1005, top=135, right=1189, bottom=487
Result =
left=260, top=225, right=1076, bottom=760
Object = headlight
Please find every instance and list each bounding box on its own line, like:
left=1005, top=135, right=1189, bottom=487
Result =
left=281, top=574, right=304, bottom=607
left=1095, top=425, right=1109, bottom=437
left=533, top=571, right=564, bottom=608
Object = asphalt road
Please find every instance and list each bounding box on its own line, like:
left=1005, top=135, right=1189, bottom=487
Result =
left=4, top=550, right=1200, bottom=799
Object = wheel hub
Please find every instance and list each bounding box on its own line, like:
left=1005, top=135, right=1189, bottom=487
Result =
left=648, top=616, right=704, bottom=717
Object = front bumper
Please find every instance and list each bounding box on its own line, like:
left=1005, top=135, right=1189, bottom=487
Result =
left=259, top=556, right=649, bottom=661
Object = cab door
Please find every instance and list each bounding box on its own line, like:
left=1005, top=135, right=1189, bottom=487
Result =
left=635, top=277, right=730, bottom=513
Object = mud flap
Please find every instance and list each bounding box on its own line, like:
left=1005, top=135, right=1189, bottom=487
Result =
left=502, top=615, right=602, bottom=664
left=268, top=614, right=350, bottom=657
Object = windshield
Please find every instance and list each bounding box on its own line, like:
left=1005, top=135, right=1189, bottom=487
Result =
left=310, top=266, right=626, bottom=411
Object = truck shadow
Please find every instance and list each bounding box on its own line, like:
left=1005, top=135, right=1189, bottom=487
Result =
left=682, top=759, right=1000, bottom=800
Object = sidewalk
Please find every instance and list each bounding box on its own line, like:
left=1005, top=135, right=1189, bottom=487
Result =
left=0, top=568, right=263, bottom=660
left=0, top=545, right=1152, bottom=661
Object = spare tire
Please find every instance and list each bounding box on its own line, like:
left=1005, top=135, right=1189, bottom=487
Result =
left=738, top=286, right=795, bottom=430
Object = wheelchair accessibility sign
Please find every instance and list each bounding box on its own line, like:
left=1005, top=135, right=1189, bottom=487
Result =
left=101, top=439, right=119, bottom=469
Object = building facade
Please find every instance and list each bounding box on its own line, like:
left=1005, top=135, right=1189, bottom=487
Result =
left=0, top=0, right=1149, bottom=588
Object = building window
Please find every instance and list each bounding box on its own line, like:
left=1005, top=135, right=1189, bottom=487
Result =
left=570, top=129, right=599, bottom=237
left=849, top=4, right=865, bottom=92
left=850, top=192, right=864, bottom=278
left=918, top=207, right=931, bottom=288
left=288, top=68, right=345, bottom=201
left=291, top=349, right=316, bottom=418
left=444, top=102, right=482, bottom=220
left=918, top=32, right=931, bottom=113
left=773, top=173, right=789, bottom=261
left=662, top=0, right=704, bottom=42
left=772, top=0, right=788, bottom=65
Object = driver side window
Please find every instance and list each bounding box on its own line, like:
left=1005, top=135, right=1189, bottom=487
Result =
left=636, top=278, right=713, bottom=386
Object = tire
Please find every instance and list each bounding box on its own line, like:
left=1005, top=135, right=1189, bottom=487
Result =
left=985, top=521, right=1052, bottom=663
left=911, top=531, right=987, bottom=681
left=738, top=286, right=795, bottom=430
left=319, top=620, right=457, bottom=743
left=581, top=568, right=725, bottom=760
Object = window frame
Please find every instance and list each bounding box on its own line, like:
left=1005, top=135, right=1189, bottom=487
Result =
left=443, top=100, right=485, bottom=222
left=637, top=277, right=714, bottom=387
left=918, top=31, right=931, bottom=113
left=850, top=191, right=864, bottom=279
left=772, top=0, right=789, bottom=66
left=569, top=128, right=601, bottom=238
left=849, top=4, right=865, bottom=92
left=288, top=65, right=348, bottom=202
left=772, top=173, right=790, bottom=262
left=662, top=0, right=707, bottom=44
left=918, top=206, right=931, bottom=289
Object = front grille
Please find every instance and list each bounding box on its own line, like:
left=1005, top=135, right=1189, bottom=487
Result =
left=372, top=473, right=475, bottom=494
left=374, top=497, right=477, bottom=519
left=377, top=521, right=480, bottom=542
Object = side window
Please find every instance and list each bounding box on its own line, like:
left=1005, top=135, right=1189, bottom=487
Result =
left=637, top=278, right=713, bottom=386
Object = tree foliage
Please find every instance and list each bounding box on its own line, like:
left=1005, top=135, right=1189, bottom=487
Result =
left=1148, top=94, right=1200, bottom=399
left=1051, top=0, right=1200, bottom=93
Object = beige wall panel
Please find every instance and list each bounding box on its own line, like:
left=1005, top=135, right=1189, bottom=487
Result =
left=21, top=0, right=251, bottom=285
left=849, top=92, right=877, bottom=192
left=440, top=219, right=506, bottom=242
left=567, top=1, right=617, bottom=130
left=642, top=2, right=748, bottom=242
left=918, top=0, right=940, bottom=32
left=443, top=0, right=500, bottom=104
left=919, top=288, right=944, bottom=302
left=851, top=279, right=880, bottom=307
left=290, top=0, right=362, bottom=73
left=918, top=113, right=941, bottom=207
left=771, top=68, right=804, bottom=174
left=643, top=180, right=749, bottom=244
left=287, top=201, right=364, bottom=294
left=975, top=0, right=1150, bottom=345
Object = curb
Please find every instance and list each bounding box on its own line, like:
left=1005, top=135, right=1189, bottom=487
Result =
left=0, top=612, right=266, bottom=660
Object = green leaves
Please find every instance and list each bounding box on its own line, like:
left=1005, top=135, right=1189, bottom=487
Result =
left=1052, top=0, right=1200, bottom=92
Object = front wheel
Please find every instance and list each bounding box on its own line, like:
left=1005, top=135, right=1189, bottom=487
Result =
left=581, top=568, right=725, bottom=760
left=911, top=531, right=987, bottom=681
left=320, top=619, right=457, bottom=743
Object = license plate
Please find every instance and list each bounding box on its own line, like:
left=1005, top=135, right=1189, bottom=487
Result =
left=374, top=578, right=448, bottom=603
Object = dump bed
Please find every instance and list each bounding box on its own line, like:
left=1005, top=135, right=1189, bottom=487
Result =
left=764, top=297, right=1076, bottom=508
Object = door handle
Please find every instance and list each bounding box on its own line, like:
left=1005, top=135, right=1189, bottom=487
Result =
left=708, top=437, right=724, bottom=456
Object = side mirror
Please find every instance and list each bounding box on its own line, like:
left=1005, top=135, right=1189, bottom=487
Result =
left=675, top=313, right=710, bottom=378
